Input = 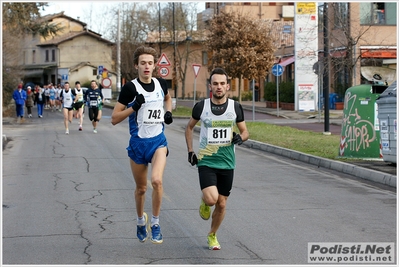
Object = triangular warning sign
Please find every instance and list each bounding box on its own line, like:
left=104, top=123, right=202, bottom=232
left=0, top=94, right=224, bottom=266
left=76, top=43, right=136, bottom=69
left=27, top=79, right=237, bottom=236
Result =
left=157, top=53, right=171, bottom=66
left=193, top=64, right=201, bottom=78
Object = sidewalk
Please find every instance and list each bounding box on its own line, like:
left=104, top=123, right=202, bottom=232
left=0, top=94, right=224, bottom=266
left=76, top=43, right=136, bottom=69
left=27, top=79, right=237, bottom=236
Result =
left=104, top=99, right=394, bottom=187
left=103, top=99, right=343, bottom=121
left=239, top=100, right=344, bottom=125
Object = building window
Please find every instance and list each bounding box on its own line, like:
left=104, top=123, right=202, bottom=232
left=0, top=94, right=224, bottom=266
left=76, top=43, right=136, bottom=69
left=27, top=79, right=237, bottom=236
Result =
left=93, top=69, right=97, bottom=76
left=202, top=51, right=208, bottom=66
left=243, top=79, right=249, bottom=91
left=283, top=25, right=291, bottom=33
left=45, top=50, right=49, bottom=62
left=333, top=3, right=348, bottom=28
left=52, top=49, right=56, bottom=62
left=165, top=79, right=172, bottom=89
left=318, top=4, right=325, bottom=33
left=231, top=78, right=236, bottom=91
left=360, top=2, right=397, bottom=25
left=32, top=50, right=36, bottom=63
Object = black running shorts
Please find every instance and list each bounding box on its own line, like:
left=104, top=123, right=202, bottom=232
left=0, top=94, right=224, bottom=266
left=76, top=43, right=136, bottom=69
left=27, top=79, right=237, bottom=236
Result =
left=73, top=102, right=84, bottom=110
left=198, top=166, right=234, bottom=197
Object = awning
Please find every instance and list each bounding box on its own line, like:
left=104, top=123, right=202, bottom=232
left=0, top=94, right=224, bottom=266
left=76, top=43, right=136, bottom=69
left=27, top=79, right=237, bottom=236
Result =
left=279, top=56, right=295, bottom=66
left=361, top=49, right=397, bottom=58
left=24, top=69, right=44, bottom=78
left=330, top=49, right=347, bottom=58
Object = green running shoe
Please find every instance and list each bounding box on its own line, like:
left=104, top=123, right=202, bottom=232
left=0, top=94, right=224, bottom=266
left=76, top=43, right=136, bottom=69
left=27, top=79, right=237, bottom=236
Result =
left=199, top=199, right=210, bottom=220
left=207, top=233, right=221, bottom=250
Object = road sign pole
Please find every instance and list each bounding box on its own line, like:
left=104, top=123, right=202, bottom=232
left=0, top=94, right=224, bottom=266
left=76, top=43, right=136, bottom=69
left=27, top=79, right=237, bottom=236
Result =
left=252, top=79, right=255, bottom=121
left=192, top=64, right=201, bottom=106
left=193, top=77, right=197, bottom=106
left=272, top=64, right=283, bottom=118
left=277, top=75, right=279, bottom=117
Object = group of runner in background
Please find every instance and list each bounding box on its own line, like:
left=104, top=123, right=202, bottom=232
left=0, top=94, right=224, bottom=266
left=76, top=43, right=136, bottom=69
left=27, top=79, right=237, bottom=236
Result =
left=15, top=80, right=104, bottom=134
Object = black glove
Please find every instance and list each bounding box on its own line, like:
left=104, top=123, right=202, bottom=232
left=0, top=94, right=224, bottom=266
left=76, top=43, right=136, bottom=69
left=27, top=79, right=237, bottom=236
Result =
left=232, top=132, right=243, bottom=145
left=164, top=111, right=173, bottom=125
left=188, top=152, right=198, bottom=166
left=131, top=94, right=145, bottom=112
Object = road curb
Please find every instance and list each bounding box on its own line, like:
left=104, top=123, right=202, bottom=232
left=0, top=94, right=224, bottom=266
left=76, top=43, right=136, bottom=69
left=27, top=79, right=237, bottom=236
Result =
left=244, top=139, right=396, bottom=188
left=190, top=125, right=396, bottom=188
left=98, top=105, right=398, bottom=188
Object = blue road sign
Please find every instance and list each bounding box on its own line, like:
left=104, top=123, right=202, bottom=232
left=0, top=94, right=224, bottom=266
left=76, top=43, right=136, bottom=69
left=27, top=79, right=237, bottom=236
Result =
left=98, top=65, right=104, bottom=75
left=272, top=64, right=283, bottom=76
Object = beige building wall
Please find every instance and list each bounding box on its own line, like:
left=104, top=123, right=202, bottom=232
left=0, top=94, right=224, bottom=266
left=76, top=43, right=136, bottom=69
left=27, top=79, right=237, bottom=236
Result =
left=352, top=3, right=397, bottom=85
left=19, top=12, right=115, bottom=90
left=329, top=3, right=397, bottom=86
left=153, top=42, right=258, bottom=100
left=196, top=2, right=296, bottom=101
left=58, top=36, right=113, bottom=70
left=70, top=66, right=95, bottom=85
left=156, top=2, right=396, bottom=100
left=153, top=43, right=210, bottom=99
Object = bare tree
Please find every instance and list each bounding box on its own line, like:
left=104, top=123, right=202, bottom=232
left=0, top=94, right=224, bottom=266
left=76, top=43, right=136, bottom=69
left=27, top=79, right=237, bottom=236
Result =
left=2, top=2, right=63, bottom=108
left=321, top=3, right=393, bottom=95
left=105, top=3, right=159, bottom=82
left=78, top=3, right=200, bottom=98
left=156, top=2, right=201, bottom=99
left=3, top=2, right=62, bottom=39
left=205, top=11, right=275, bottom=102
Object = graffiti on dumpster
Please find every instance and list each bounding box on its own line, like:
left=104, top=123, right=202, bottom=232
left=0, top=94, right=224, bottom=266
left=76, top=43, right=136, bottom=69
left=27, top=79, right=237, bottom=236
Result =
left=340, top=92, right=378, bottom=155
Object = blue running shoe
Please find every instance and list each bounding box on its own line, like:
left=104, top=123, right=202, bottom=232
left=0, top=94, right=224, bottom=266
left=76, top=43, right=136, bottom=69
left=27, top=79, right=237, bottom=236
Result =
left=150, top=224, right=163, bottom=244
left=137, top=212, right=148, bottom=242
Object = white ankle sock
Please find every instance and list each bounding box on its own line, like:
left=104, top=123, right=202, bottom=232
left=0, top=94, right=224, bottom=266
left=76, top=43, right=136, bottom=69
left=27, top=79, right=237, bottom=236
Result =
left=151, top=215, right=159, bottom=226
left=137, top=216, right=145, bottom=226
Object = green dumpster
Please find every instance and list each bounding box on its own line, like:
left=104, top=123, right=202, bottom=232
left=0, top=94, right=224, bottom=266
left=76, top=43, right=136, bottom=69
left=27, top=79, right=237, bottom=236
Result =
left=338, top=83, right=388, bottom=159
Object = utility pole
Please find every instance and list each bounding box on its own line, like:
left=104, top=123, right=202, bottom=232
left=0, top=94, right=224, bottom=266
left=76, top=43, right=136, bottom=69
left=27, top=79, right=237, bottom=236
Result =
left=116, top=7, right=121, bottom=93
left=158, top=2, right=161, bottom=55
left=323, top=3, right=330, bottom=135
left=173, top=3, right=177, bottom=98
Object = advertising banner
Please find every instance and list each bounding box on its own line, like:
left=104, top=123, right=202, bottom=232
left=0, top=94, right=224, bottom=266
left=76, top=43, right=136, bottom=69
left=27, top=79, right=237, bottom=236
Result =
left=295, top=2, right=318, bottom=111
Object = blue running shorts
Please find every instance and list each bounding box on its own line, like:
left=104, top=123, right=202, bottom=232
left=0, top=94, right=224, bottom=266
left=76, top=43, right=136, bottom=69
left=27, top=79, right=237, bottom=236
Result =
left=127, top=133, right=168, bottom=165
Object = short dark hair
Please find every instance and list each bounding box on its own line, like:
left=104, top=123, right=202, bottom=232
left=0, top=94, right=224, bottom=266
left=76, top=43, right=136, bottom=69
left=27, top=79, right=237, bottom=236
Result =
left=209, top=67, right=229, bottom=84
left=75, top=81, right=80, bottom=85
left=133, top=46, right=158, bottom=65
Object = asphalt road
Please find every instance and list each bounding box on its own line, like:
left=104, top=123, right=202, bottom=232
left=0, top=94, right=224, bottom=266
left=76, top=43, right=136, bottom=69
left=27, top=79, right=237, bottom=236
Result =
left=2, top=107, right=396, bottom=265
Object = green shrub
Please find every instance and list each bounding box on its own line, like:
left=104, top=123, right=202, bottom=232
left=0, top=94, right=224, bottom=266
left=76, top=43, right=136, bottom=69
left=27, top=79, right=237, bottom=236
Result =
left=264, top=81, right=294, bottom=103
left=241, top=90, right=253, bottom=101
left=279, top=80, right=295, bottom=103
left=264, top=82, right=277, bottom=101
left=335, top=83, right=349, bottom=100
left=82, top=81, right=92, bottom=88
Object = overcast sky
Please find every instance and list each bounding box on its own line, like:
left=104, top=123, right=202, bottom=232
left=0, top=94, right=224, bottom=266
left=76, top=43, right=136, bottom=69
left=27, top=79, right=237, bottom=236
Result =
left=40, top=2, right=205, bottom=35
left=41, top=2, right=113, bottom=20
